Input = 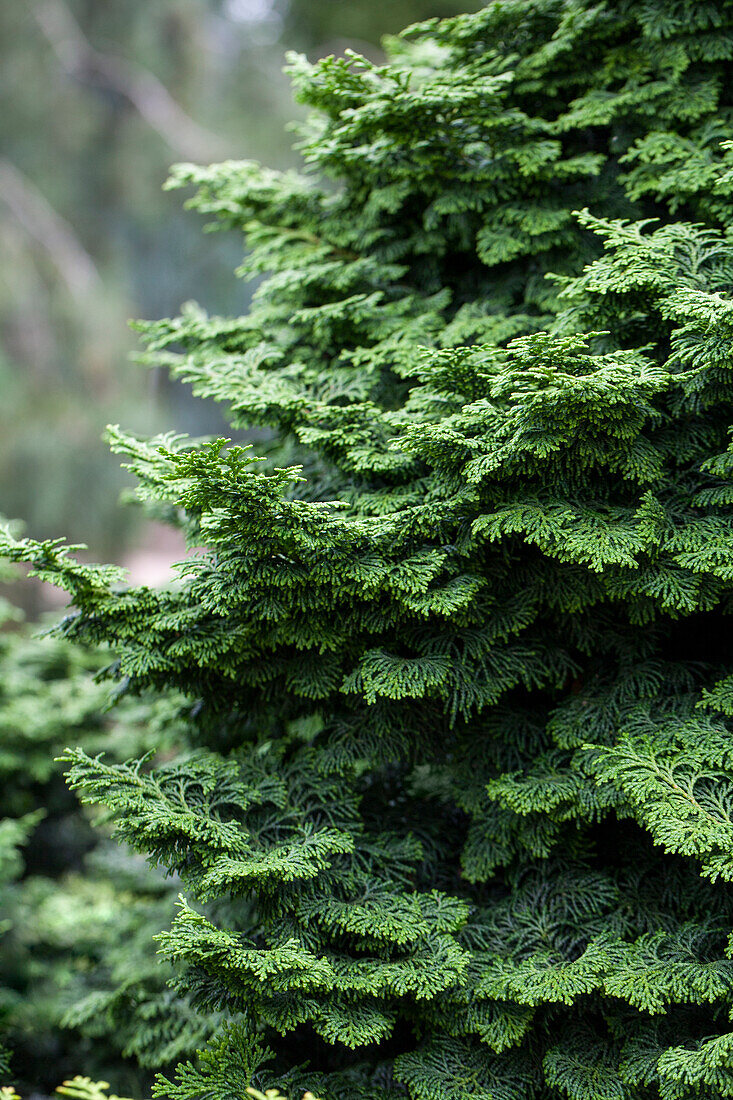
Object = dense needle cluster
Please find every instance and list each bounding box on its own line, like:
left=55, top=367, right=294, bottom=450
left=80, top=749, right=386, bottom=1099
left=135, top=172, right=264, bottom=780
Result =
left=5, top=1, right=733, bottom=1097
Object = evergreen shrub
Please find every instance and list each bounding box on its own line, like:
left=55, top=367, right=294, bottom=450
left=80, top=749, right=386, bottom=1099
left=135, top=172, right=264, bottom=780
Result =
left=5, top=1, right=733, bottom=1096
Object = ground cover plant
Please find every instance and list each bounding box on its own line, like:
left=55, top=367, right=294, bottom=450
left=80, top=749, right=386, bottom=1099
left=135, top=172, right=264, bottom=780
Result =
left=5, top=0, right=733, bottom=1097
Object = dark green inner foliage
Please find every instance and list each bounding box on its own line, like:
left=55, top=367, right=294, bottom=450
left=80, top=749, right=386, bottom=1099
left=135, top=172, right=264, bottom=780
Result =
left=5, top=1, right=733, bottom=1096
left=0, top=597, right=203, bottom=1091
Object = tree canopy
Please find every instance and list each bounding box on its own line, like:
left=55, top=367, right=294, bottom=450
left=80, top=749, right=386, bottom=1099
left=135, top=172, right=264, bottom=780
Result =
left=5, top=1, right=733, bottom=1097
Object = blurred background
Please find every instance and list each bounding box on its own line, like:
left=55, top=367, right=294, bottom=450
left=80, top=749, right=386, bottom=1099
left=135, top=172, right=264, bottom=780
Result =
left=0, top=0, right=479, bottom=616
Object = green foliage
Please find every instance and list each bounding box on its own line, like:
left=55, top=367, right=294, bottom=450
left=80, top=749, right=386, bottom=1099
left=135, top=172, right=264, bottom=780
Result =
left=55, top=1079, right=140, bottom=1100
left=0, top=0, right=467, bottom=574
left=0, top=1076, right=319, bottom=1100
left=0, top=595, right=210, bottom=1092
left=1, top=1078, right=141, bottom=1100
left=7, top=1, right=733, bottom=1098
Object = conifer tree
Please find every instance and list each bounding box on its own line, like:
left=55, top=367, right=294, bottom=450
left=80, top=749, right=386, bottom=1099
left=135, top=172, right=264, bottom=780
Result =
left=5, top=2, right=733, bottom=1097
left=0, top=585, right=208, bottom=1089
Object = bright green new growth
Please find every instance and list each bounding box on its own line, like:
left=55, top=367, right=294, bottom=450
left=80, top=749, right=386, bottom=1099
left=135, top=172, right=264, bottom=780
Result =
left=2, top=1077, right=142, bottom=1100
left=1, top=1078, right=319, bottom=1100
left=5, top=1, right=733, bottom=1097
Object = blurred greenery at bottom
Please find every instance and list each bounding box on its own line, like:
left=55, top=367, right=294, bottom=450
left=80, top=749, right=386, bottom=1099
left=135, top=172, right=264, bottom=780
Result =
left=0, top=569, right=213, bottom=1095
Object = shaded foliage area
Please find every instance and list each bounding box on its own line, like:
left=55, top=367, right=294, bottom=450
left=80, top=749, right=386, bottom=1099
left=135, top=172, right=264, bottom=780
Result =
left=0, top=577, right=205, bottom=1093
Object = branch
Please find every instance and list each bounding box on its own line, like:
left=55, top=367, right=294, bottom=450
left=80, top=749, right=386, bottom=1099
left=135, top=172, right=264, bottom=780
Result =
left=0, top=158, right=101, bottom=301
left=34, top=0, right=230, bottom=162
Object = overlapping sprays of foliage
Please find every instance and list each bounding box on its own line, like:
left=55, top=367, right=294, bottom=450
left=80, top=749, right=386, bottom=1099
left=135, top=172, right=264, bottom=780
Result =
left=0, top=584, right=211, bottom=1093
left=5, top=1, right=733, bottom=1097
left=2, top=0, right=446, bottom=573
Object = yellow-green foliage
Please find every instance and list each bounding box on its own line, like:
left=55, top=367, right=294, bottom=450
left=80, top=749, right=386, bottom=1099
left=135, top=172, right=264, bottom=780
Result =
left=1, top=1080, right=136, bottom=1100
left=0, top=1080, right=321, bottom=1100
